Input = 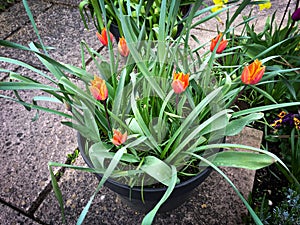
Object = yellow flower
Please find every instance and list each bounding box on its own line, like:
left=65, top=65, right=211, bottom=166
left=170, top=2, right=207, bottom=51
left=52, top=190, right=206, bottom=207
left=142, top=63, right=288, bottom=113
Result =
left=271, top=119, right=282, bottom=127
left=259, top=1, right=271, bottom=11
left=212, top=5, right=223, bottom=13
left=211, top=0, right=228, bottom=13
left=278, top=111, right=287, bottom=119
left=294, top=117, right=300, bottom=129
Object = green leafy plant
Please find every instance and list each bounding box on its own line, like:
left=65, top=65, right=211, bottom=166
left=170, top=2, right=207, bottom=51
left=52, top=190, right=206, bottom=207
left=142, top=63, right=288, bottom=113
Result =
left=0, top=0, right=15, bottom=10
left=241, top=0, right=300, bottom=105
left=208, top=0, right=300, bottom=108
left=266, top=188, right=300, bottom=225
left=1, top=0, right=300, bottom=225
left=265, top=110, right=300, bottom=183
left=246, top=186, right=300, bottom=225
left=196, top=0, right=300, bottom=110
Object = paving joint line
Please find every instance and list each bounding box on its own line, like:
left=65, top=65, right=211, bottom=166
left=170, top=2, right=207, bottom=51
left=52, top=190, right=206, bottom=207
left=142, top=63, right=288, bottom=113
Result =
left=26, top=148, right=79, bottom=217
left=85, top=46, right=105, bottom=67
left=1, top=63, right=51, bottom=82
left=3, top=3, right=54, bottom=41
left=193, top=27, right=216, bottom=32
left=2, top=27, right=22, bottom=41
left=0, top=66, right=20, bottom=81
left=0, top=198, right=49, bottom=225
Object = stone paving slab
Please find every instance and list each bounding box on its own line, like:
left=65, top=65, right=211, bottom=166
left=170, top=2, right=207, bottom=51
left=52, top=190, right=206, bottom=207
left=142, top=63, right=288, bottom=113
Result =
left=0, top=67, right=77, bottom=211
left=0, top=1, right=99, bottom=80
left=189, top=28, right=216, bottom=53
left=0, top=0, right=98, bottom=213
left=0, top=0, right=52, bottom=76
left=0, top=0, right=52, bottom=40
left=35, top=127, right=262, bottom=225
left=0, top=0, right=99, bottom=211
left=0, top=202, right=40, bottom=225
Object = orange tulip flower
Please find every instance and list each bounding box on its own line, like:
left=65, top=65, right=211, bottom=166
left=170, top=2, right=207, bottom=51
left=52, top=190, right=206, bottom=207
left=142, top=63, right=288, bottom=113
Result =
left=171, top=72, right=189, bottom=94
left=112, top=129, right=127, bottom=146
left=89, top=76, right=108, bottom=101
left=241, top=59, right=265, bottom=85
left=210, top=33, right=228, bottom=54
left=118, top=37, right=130, bottom=57
left=96, top=28, right=113, bottom=46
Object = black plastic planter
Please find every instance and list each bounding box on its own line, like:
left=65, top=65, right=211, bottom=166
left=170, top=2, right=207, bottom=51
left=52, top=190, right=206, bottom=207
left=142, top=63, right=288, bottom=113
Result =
left=109, top=4, right=193, bottom=42
left=77, top=133, right=213, bottom=213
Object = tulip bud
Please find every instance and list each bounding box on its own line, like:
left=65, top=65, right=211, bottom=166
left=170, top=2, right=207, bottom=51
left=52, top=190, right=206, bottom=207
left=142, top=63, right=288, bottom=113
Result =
left=171, top=72, right=189, bottom=94
left=112, top=129, right=127, bottom=146
left=89, top=76, right=108, bottom=101
left=210, top=33, right=228, bottom=54
left=96, top=28, right=114, bottom=46
left=118, top=37, right=130, bottom=57
left=64, top=100, right=72, bottom=111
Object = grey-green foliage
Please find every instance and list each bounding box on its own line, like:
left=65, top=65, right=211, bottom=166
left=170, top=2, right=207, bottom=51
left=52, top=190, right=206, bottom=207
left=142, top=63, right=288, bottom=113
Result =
left=267, top=188, right=300, bottom=225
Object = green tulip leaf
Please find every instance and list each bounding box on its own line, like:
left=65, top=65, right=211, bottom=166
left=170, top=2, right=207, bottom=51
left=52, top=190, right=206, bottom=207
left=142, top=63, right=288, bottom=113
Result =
left=89, top=142, right=140, bottom=169
left=126, top=118, right=144, bottom=135
left=225, top=113, right=264, bottom=136
left=140, top=156, right=173, bottom=186
left=89, top=142, right=112, bottom=168
left=244, top=44, right=267, bottom=58
left=203, top=151, right=275, bottom=170
left=142, top=165, right=177, bottom=225
left=83, top=106, right=101, bottom=141
left=98, top=61, right=112, bottom=81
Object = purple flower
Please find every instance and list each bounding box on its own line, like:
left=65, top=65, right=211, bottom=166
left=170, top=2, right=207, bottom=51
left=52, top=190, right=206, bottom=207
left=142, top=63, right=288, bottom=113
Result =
left=271, top=111, right=300, bottom=130
left=281, top=113, right=295, bottom=126
left=292, top=8, right=300, bottom=21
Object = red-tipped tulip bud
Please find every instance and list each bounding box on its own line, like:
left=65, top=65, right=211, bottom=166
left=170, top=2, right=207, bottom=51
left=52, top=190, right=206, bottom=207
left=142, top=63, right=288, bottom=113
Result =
left=118, top=37, right=130, bottom=57
left=89, top=76, right=108, bottom=101
left=210, top=33, right=228, bottom=54
left=96, top=28, right=113, bottom=46
left=172, top=72, right=189, bottom=94
left=241, top=59, right=265, bottom=85
left=292, top=8, right=300, bottom=21
left=112, top=129, right=127, bottom=146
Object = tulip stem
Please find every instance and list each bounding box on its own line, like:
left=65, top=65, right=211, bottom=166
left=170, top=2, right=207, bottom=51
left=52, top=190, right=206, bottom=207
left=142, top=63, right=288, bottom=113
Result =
left=102, top=100, right=112, bottom=131
left=176, top=94, right=179, bottom=113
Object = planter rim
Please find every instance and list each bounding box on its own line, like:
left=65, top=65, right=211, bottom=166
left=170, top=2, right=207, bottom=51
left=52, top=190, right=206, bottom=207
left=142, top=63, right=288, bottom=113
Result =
left=77, top=132, right=214, bottom=193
